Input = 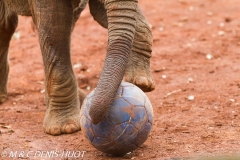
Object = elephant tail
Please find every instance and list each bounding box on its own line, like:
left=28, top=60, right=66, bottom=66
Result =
left=89, top=0, right=108, bottom=28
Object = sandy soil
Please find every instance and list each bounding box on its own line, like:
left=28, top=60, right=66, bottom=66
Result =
left=1, top=0, right=240, bottom=159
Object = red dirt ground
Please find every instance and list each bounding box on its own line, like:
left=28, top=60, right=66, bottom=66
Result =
left=1, top=0, right=240, bottom=159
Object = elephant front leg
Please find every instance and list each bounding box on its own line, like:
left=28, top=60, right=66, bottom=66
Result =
left=0, top=2, right=18, bottom=103
left=30, top=0, right=80, bottom=135
left=123, top=6, right=155, bottom=92
left=88, top=0, right=155, bottom=92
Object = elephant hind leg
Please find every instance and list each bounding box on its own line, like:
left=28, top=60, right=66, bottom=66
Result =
left=0, top=1, right=18, bottom=103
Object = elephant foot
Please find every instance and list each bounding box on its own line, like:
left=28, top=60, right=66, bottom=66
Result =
left=43, top=106, right=81, bottom=136
left=124, top=53, right=155, bottom=92
left=0, top=94, right=7, bottom=104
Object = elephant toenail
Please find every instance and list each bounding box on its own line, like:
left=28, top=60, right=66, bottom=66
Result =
left=64, top=124, right=78, bottom=134
left=151, top=81, right=156, bottom=90
left=0, top=95, right=7, bottom=104
left=50, top=126, right=61, bottom=136
left=136, top=76, right=149, bottom=87
left=123, top=76, right=132, bottom=82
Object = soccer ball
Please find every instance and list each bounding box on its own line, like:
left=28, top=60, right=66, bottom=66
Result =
left=80, top=82, right=153, bottom=155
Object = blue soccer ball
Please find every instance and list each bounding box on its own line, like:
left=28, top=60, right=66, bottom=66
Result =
left=80, top=82, right=153, bottom=155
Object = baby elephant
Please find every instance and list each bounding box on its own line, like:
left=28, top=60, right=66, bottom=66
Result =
left=0, top=0, right=155, bottom=135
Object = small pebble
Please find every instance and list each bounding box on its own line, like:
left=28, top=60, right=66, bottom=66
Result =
left=187, top=78, right=193, bottom=83
left=12, top=31, right=21, bottom=40
left=162, top=75, right=167, bottom=79
left=218, top=31, right=225, bottom=36
left=159, top=27, right=164, bottom=32
left=209, top=70, right=215, bottom=74
left=8, top=130, right=14, bottom=133
left=73, top=63, right=82, bottom=69
left=188, top=95, right=194, bottom=101
left=180, top=16, right=188, bottom=22
left=219, top=22, right=225, bottom=27
left=154, top=67, right=166, bottom=72
left=206, top=54, right=213, bottom=60
left=40, top=89, right=45, bottom=93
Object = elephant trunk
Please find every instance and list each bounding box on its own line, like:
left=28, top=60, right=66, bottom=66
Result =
left=89, top=0, right=138, bottom=124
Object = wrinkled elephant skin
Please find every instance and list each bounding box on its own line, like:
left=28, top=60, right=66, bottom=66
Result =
left=0, top=0, right=155, bottom=135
